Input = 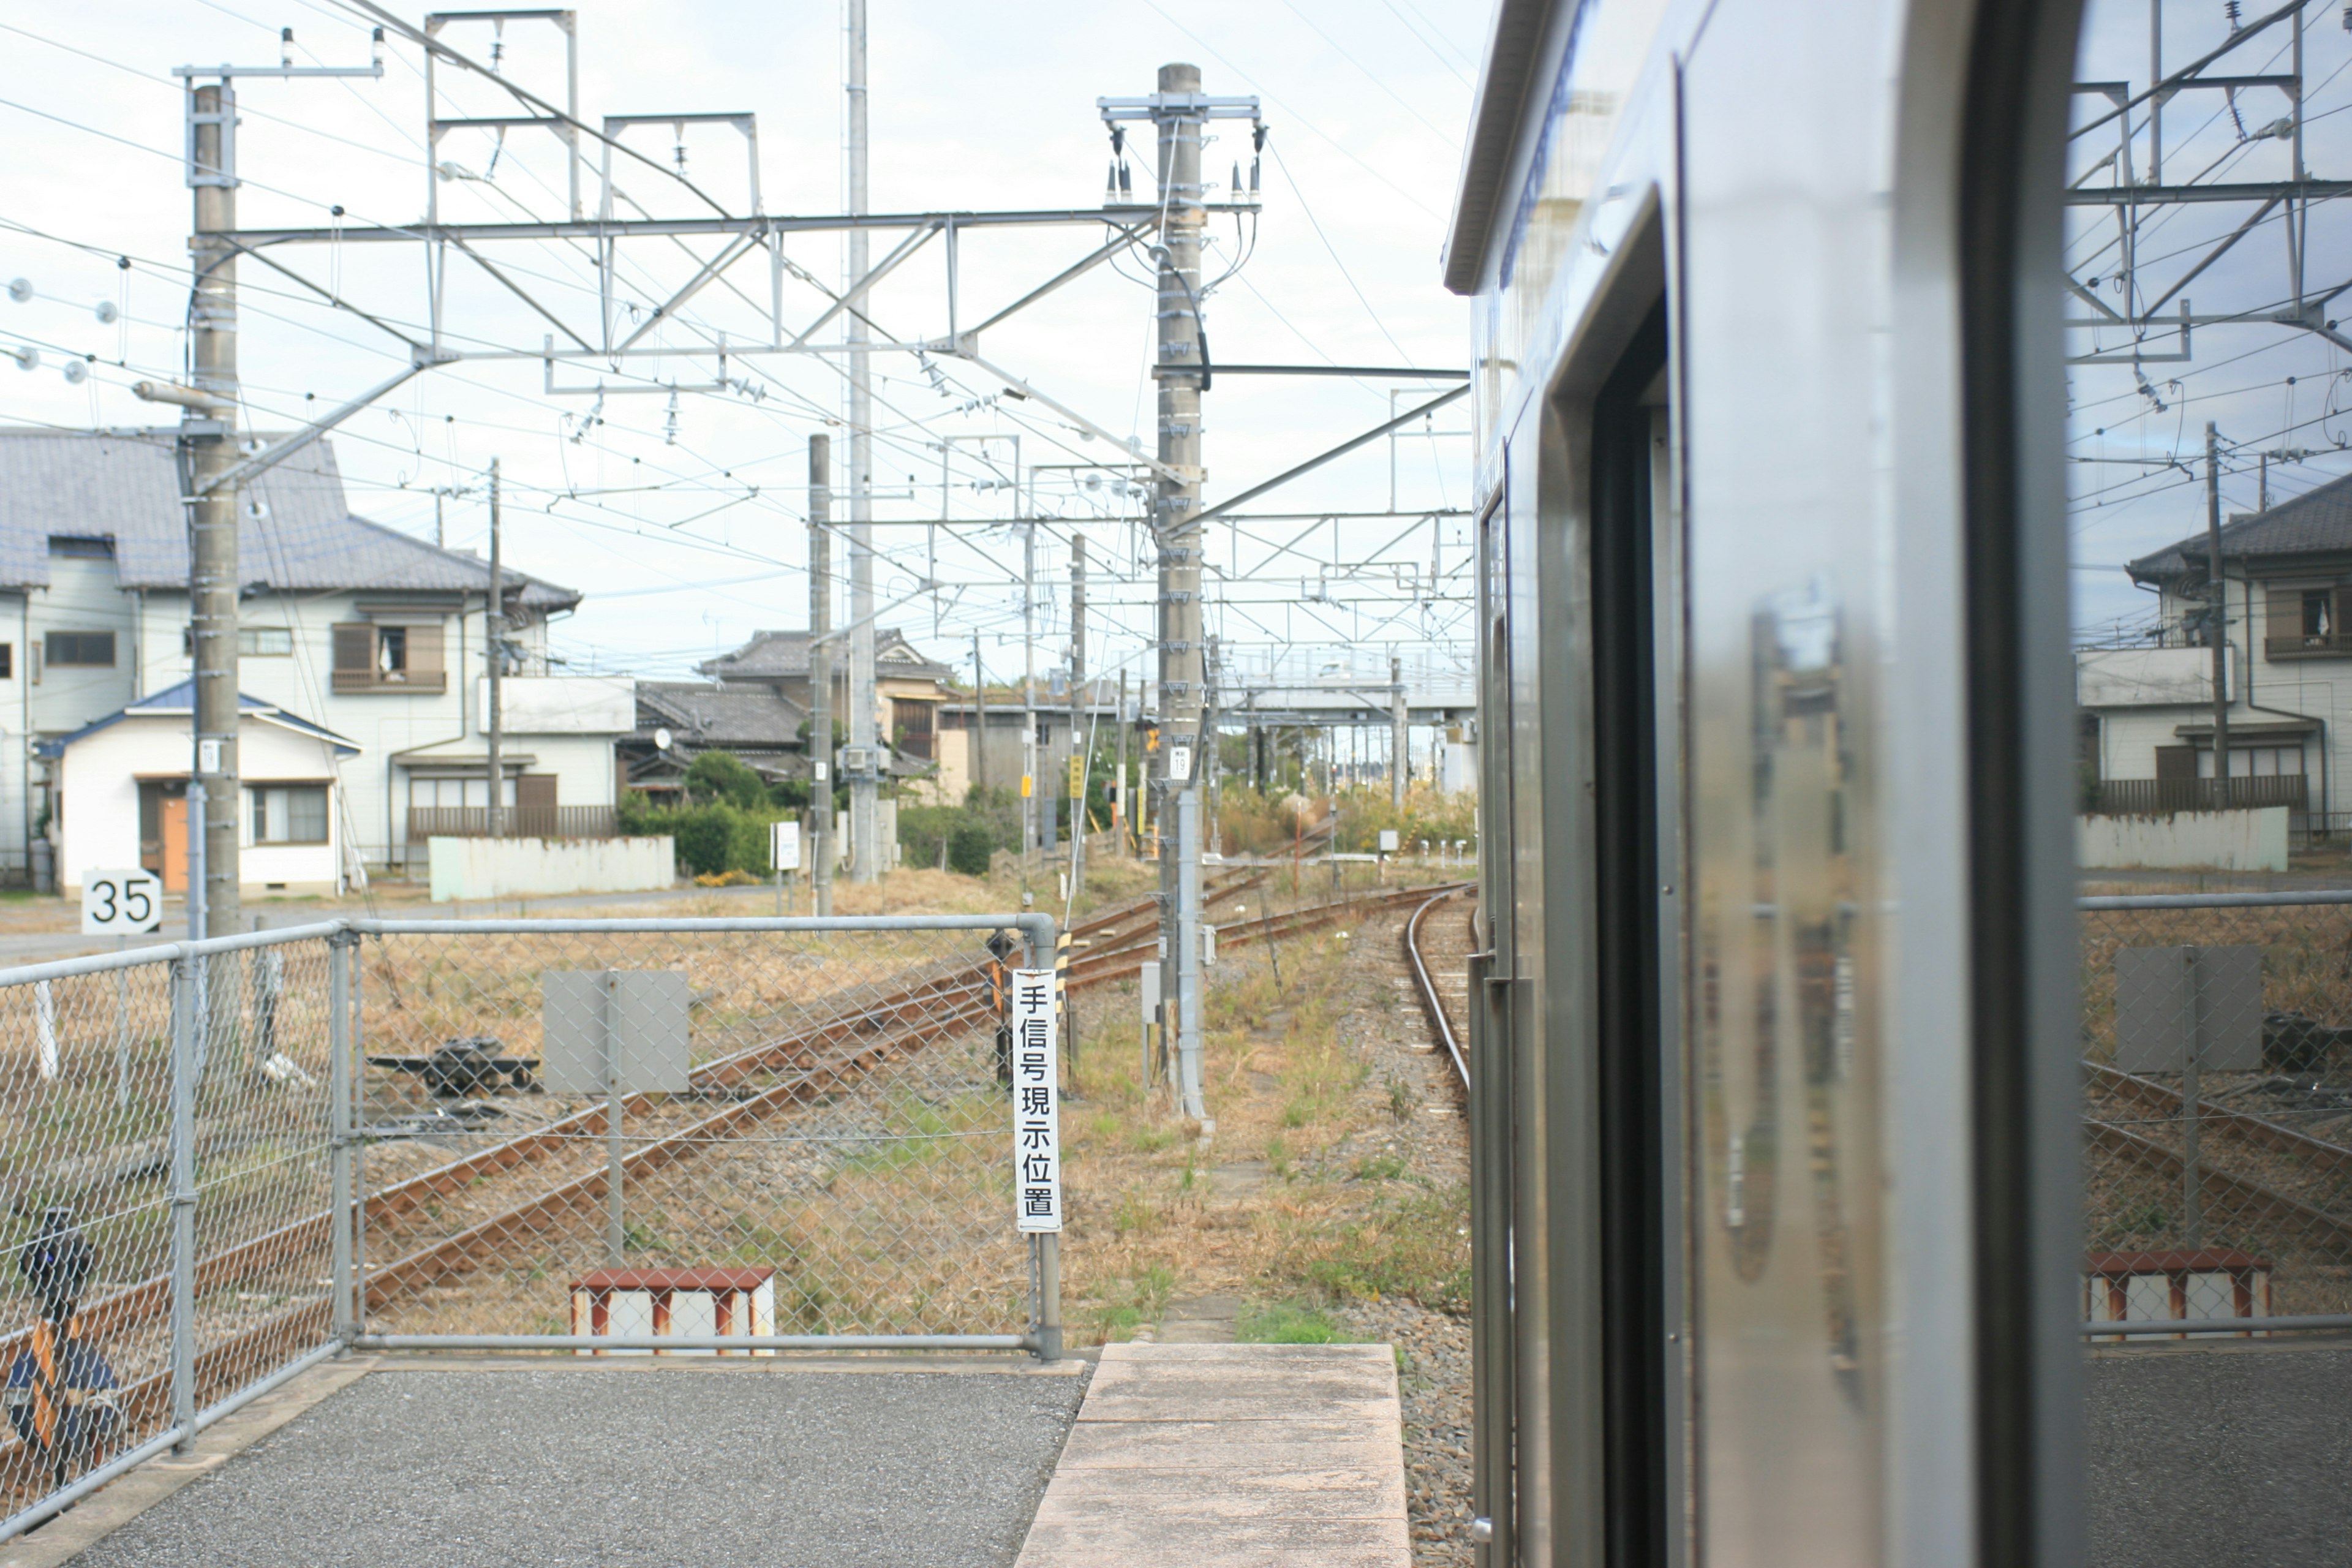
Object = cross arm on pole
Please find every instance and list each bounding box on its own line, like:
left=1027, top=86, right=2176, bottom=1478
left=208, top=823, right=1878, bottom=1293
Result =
left=192, top=360, right=442, bottom=496
left=1191, top=385, right=1471, bottom=526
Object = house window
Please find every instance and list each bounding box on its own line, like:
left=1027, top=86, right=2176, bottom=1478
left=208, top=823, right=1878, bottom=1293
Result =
left=241, top=628, right=293, bottom=657
left=409, top=777, right=515, bottom=809
left=250, top=785, right=329, bottom=845
left=2305, top=590, right=2335, bottom=639
left=0, top=644, right=14, bottom=679
left=43, top=631, right=115, bottom=667
left=2196, top=746, right=2305, bottom=777
left=332, top=622, right=446, bottom=693
left=46, top=535, right=113, bottom=559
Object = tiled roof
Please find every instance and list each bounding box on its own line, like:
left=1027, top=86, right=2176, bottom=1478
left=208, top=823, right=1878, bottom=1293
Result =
left=36, top=678, right=361, bottom=758
left=2130, top=467, right=2352, bottom=582
left=0, top=431, right=577, bottom=608
left=635, top=681, right=807, bottom=748
left=696, top=627, right=954, bottom=682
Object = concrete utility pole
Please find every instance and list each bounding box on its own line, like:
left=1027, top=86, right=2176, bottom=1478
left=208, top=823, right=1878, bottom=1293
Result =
left=1390, top=655, right=1408, bottom=810
left=1114, top=669, right=1129, bottom=845
left=1022, top=522, right=1038, bottom=861
left=844, top=0, right=880, bottom=884
left=485, top=458, right=504, bottom=840
left=1153, top=64, right=1210, bottom=1121
left=809, top=435, right=834, bottom=916
left=187, top=82, right=241, bottom=941
left=1204, top=635, right=1221, bottom=854
left=971, top=633, right=988, bottom=802
left=2206, top=421, right=2230, bottom=798
left=1068, top=534, right=1087, bottom=886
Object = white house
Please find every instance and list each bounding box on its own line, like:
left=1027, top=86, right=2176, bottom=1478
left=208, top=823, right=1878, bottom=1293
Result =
left=2076, top=469, right=2352, bottom=823
left=39, top=682, right=361, bottom=897
left=0, top=430, right=632, bottom=876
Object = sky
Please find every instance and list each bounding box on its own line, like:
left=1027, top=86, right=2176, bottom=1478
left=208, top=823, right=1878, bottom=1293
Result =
left=2068, top=0, right=2352, bottom=643
left=0, top=0, right=1484, bottom=692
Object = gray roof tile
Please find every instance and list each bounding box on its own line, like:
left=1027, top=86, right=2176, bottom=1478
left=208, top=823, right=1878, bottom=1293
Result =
left=2130, top=467, right=2352, bottom=582
left=0, top=431, right=577, bottom=607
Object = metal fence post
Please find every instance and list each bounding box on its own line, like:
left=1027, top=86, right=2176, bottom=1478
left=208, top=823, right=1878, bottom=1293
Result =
left=168, top=954, right=197, bottom=1448
left=329, top=932, right=356, bottom=1341
left=2182, top=944, right=2204, bottom=1250
left=603, top=969, right=625, bottom=1266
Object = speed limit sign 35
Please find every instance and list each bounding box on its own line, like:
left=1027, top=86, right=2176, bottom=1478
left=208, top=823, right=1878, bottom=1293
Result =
left=82, top=869, right=164, bottom=935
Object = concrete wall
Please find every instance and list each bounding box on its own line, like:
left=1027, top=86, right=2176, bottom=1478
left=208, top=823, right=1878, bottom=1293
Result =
left=428, top=835, right=676, bottom=902
left=2078, top=806, right=2290, bottom=873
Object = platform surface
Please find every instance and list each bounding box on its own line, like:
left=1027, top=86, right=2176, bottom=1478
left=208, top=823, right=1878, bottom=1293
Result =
left=47, top=1359, right=1085, bottom=1567
left=1014, top=1341, right=1411, bottom=1568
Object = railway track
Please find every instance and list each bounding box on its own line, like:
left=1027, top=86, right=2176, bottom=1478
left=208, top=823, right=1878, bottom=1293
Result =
left=2083, top=1061, right=2352, bottom=1251
left=1405, top=885, right=1476, bottom=1091
left=3, top=871, right=1469, bottom=1447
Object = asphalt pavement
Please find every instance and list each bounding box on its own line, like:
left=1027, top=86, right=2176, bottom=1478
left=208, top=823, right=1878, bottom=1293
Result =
left=64, top=1363, right=1086, bottom=1568
left=2087, top=1343, right=2352, bottom=1568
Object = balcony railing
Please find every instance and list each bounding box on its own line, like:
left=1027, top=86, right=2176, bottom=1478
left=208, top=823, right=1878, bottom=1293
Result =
left=334, top=669, right=448, bottom=695
left=2089, top=776, right=2309, bottom=815
left=406, top=805, right=620, bottom=841
left=2267, top=633, right=2352, bottom=659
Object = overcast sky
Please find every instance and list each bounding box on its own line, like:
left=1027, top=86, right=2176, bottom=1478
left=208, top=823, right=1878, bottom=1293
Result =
left=2068, top=0, right=2352, bottom=642
left=0, top=0, right=1482, bottom=690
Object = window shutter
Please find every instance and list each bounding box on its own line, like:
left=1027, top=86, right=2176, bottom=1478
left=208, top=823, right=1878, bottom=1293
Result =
left=331, top=624, right=372, bottom=674
left=2267, top=587, right=2308, bottom=642
left=2334, top=587, right=2352, bottom=643
left=404, top=622, right=445, bottom=677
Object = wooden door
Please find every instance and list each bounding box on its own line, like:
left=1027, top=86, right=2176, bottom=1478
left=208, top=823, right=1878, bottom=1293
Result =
left=515, top=772, right=557, bottom=836
left=159, top=796, right=187, bottom=892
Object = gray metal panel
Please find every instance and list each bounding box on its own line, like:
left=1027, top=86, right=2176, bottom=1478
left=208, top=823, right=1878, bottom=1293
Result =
left=2113, top=946, right=2263, bottom=1073
left=539, top=971, right=692, bottom=1093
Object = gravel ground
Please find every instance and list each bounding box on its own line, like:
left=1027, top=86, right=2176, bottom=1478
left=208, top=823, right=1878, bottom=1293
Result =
left=1341, top=1295, right=1473, bottom=1567
left=68, top=1366, right=1086, bottom=1568
left=1341, top=905, right=1476, bottom=1568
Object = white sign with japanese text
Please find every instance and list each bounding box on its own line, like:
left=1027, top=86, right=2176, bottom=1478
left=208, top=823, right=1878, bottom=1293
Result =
left=770, top=820, right=802, bottom=872
left=1010, top=967, right=1062, bottom=1234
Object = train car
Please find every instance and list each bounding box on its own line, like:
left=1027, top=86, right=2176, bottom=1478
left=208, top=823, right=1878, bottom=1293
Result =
left=1447, top=2, right=2085, bottom=1565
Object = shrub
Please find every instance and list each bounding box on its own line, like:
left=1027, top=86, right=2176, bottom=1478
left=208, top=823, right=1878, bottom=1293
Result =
left=683, top=750, right=768, bottom=810
left=948, top=820, right=993, bottom=876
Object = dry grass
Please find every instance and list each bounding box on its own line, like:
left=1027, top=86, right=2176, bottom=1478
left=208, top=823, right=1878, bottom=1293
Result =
left=1058, top=918, right=1470, bottom=1344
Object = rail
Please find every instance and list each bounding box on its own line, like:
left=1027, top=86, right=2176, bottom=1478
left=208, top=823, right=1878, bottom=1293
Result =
left=1404, top=886, right=1473, bottom=1091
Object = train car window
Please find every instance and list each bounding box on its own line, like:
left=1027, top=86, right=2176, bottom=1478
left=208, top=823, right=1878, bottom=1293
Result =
left=2065, top=1, right=2352, bottom=1561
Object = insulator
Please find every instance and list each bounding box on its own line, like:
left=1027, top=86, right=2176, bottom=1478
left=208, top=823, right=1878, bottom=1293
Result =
left=1120, top=164, right=1133, bottom=198
left=1231, top=162, right=1242, bottom=199
left=1250, top=157, right=1261, bottom=194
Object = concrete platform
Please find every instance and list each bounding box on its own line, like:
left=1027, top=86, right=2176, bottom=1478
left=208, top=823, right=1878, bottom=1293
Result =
left=1014, top=1342, right=1410, bottom=1568
left=15, top=1355, right=1085, bottom=1568
left=2088, top=1340, right=2352, bottom=1568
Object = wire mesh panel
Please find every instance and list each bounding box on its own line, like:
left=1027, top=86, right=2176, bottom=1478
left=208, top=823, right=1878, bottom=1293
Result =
left=349, top=923, right=1035, bottom=1342
left=0, top=938, right=337, bottom=1518
left=2081, top=897, right=2352, bottom=1327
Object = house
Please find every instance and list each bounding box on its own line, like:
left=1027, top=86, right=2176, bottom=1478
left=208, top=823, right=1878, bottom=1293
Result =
left=696, top=628, right=955, bottom=765
left=621, top=680, right=810, bottom=796
left=37, top=683, right=361, bottom=897
left=2078, top=469, right=2352, bottom=823
left=0, top=430, right=630, bottom=877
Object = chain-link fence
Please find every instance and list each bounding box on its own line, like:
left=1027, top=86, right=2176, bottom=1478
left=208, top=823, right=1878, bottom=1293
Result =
left=0, top=911, right=1055, bottom=1543
left=2081, top=890, right=2352, bottom=1337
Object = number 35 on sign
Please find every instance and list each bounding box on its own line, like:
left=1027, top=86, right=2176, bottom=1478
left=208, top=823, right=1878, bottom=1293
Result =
left=82, top=868, right=164, bottom=935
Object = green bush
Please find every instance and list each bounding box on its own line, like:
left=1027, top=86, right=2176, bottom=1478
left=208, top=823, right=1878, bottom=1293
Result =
left=948, top=821, right=993, bottom=876
left=683, top=750, right=767, bottom=810
left=669, top=805, right=739, bottom=878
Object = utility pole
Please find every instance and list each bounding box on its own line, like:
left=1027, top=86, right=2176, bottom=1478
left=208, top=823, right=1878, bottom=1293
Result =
left=1068, top=534, right=1087, bottom=886
left=844, top=0, right=880, bottom=884
left=971, top=632, right=988, bottom=804
left=1023, top=522, right=1038, bottom=862
left=809, top=435, right=834, bottom=916
left=2206, top=421, right=2230, bottom=801
left=1390, top=655, right=1408, bottom=810
left=1115, top=669, right=1129, bottom=848
left=485, top=458, right=503, bottom=840
left=1147, top=64, right=1218, bottom=1122
left=187, top=81, right=240, bottom=942
left=1204, top=635, right=1221, bottom=854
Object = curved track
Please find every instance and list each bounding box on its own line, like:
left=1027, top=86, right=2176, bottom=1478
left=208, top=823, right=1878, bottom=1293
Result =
left=1406, top=886, right=1476, bottom=1091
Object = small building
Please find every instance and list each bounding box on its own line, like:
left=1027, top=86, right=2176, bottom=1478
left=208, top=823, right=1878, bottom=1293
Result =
left=38, top=681, right=361, bottom=897
left=621, top=680, right=811, bottom=797
left=696, top=628, right=954, bottom=765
